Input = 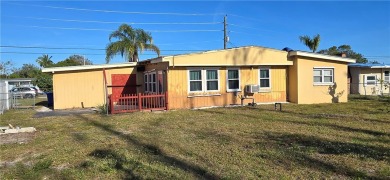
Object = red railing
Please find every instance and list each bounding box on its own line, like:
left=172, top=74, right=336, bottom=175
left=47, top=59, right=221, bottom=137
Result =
left=109, top=93, right=168, bottom=114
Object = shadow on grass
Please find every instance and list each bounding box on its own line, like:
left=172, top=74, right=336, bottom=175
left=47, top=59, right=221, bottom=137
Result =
left=88, top=149, right=142, bottom=180
left=35, top=100, right=48, bottom=106
left=265, top=132, right=389, bottom=162
left=260, top=132, right=388, bottom=179
left=76, top=114, right=220, bottom=180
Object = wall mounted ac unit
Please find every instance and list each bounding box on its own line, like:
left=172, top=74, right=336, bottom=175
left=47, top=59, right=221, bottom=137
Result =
left=245, top=84, right=260, bottom=93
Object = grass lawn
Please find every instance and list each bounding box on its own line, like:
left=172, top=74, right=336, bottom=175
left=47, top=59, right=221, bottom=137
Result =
left=0, top=96, right=389, bottom=179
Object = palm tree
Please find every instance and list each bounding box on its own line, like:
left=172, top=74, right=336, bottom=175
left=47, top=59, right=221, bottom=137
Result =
left=299, top=34, right=321, bottom=53
left=36, top=54, right=53, bottom=68
left=105, top=24, right=160, bottom=63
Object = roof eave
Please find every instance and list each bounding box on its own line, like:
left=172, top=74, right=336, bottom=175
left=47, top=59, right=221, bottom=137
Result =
left=42, top=62, right=137, bottom=73
left=289, top=51, right=356, bottom=63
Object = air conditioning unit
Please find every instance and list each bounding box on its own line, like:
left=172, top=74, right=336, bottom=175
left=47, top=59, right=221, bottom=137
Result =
left=245, top=84, right=260, bottom=93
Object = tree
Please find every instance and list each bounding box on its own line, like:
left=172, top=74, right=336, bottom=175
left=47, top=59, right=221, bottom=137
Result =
left=36, top=54, right=53, bottom=68
left=53, top=55, right=93, bottom=67
left=318, top=45, right=368, bottom=63
left=0, top=60, right=13, bottom=78
left=33, top=73, right=53, bottom=92
left=105, top=24, right=160, bottom=63
left=299, top=34, right=321, bottom=53
left=9, top=64, right=40, bottom=78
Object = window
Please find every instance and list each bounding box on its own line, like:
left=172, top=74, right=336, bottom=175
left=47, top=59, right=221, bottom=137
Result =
left=189, top=70, right=202, bottom=92
left=206, top=70, right=218, bottom=91
left=144, top=72, right=157, bottom=93
left=259, top=68, right=270, bottom=88
left=313, top=68, right=334, bottom=84
left=227, top=69, right=240, bottom=91
left=144, top=74, right=148, bottom=92
left=365, top=75, right=377, bottom=86
left=188, top=68, right=219, bottom=93
left=385, top=71, right=389, bottom=83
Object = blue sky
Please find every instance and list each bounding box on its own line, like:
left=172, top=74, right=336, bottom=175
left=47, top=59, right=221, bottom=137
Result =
left=1, top=1, right=390, bottom=68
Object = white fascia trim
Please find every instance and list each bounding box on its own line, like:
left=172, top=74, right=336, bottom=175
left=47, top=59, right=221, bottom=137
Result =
left=42, top=62, right=137, bottom=73
left=368, top=66, right=390, bottom=69
left=289, top=51, right=356, bottom=63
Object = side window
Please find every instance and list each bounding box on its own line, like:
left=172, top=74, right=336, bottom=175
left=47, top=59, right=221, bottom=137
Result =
left=385, top=71, right=389, bottom=83
left=365, top=75, right=377, bottom=86
left=206, top=70, right=218, bottom=91
left=259, top=68, right=270, bottom=88
left=227, top=69, right=240, bottom=91
left=188, top=68, right=220, bottom=93
left=189, top=70, right=202, bottom=92
left=313, top=68, right=334, bottom=85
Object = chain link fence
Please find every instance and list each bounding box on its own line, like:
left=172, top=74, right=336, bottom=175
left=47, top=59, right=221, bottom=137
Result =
left=0, top=84, right=48, bottom=114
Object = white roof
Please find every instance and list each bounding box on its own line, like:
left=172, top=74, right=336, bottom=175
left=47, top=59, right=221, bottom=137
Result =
left=288, top=51, right=356, bottom=63
left=42, top=62, right=136, bottom=73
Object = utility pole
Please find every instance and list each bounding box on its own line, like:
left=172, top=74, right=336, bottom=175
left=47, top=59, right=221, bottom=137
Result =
left=224, top=15, right=227, bottom=49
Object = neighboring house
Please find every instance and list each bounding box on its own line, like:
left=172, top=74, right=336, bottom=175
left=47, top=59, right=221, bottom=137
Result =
left=42, top=46, right=355, bottom=110
left=0, top=78, right=35, bottom=90
left=349, top=63, right=390, bottom=95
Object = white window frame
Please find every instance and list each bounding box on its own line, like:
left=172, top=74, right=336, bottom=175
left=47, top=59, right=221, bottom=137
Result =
left=364, top=75, right=377, bottom=86
left=205, top=69, right=220, bottom=92
left=385, top=70, right=390, bottom=83
left=188, top=69, right=203, bottom=93
left=259, top=67, right=271, bottom=89
left=187, top=68, right=220, bottom=93
left=313, top=67, right=334, bottom=85
left=226, top=68, right=241, bottom=92
left=144, top=72, right=157, bottom=93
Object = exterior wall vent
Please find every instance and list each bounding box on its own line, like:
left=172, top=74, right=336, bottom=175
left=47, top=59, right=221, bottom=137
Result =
left=245, top=84, right=260, bottom=93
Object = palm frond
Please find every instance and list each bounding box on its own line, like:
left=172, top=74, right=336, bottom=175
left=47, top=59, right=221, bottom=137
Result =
left=144, top=44, right=161, bottom=57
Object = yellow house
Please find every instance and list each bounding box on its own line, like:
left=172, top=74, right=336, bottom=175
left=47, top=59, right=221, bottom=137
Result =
left=348, top=63, right=390, bottom=95
left=43, top=46, right=355, bottom=110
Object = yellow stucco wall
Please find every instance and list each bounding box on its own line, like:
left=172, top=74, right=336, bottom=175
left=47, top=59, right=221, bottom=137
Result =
left=53, top=67, right=136, bottom=109
left=288, top=57, right=349, bottom=104
left=356, top=68, right=390, bottom=95
left=287, top=57, right=298, bottom=103
left=163, top=46, right=293, bottom=66
left=167, top=66, right=287, bottom=109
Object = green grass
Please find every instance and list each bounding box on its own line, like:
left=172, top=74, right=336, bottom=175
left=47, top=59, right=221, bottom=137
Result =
left=1, top=96, right=389, bottom=179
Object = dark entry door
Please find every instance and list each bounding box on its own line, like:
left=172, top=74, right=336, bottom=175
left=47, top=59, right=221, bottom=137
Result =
left=112, top=74, right=137, bottom=96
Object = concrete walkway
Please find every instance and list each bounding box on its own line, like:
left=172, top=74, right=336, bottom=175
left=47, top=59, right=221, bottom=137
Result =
left=34, top=107, right=96, bottom=118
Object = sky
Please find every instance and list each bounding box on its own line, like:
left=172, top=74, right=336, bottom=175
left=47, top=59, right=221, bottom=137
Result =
left=1, top=1, right=390, bottom=68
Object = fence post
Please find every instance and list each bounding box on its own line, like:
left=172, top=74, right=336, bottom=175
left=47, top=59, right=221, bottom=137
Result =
left=138, top=93, right=142, bottom=111
left=165, top=92, right=168, bottom=110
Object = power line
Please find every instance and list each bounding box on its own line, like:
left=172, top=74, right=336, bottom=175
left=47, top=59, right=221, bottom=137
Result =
left=6, top=16, right=222, bottom=25
left=6, top=2, right=225, bottom=16
left=14, top=25, right=222, bottom=32
left=228, top=23, right=273, bottom=32
left=1, top=45, right=105, bottom=50
left=229, top=31, right=266, bottom=37
left=157, top=40, right=221, bottom=46
left=0, top=52, right=172, bottom=56
left=0, top=45, right=210, bottom=51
